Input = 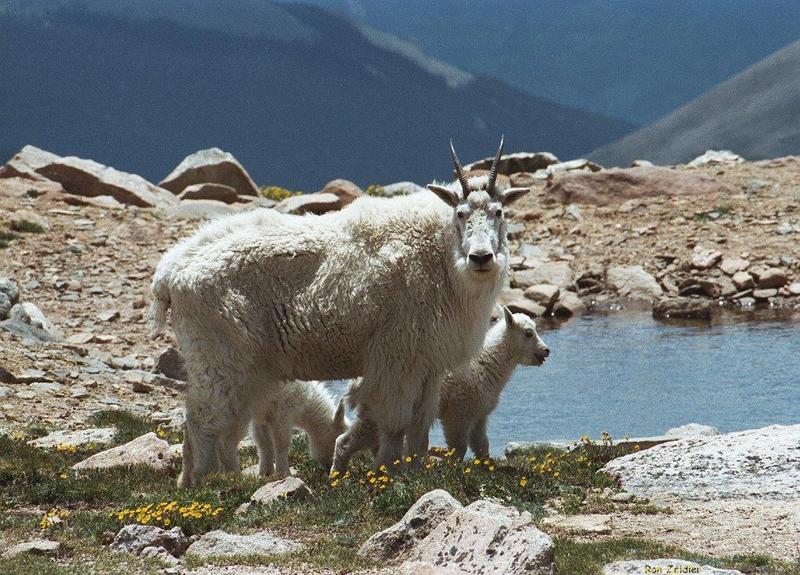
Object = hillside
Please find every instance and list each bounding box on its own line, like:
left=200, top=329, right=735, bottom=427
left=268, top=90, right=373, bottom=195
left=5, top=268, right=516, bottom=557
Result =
left=589, top=40, right=800, bottom=167
left=0, top=1, right=633, bottom=190
left=302, top=0, right=800, bottom=124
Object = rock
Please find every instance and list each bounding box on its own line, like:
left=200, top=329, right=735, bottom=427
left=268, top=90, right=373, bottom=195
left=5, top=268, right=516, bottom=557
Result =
left=177, top=183, right=240, bottom=204
left=463, top=151, right=559, bottom=175
left=275, top=192, right=340, bottom=215
left=8, top=302, right=61, bottom=340
left=687, top=149, right=744, bottom=167
left=691, top=246, right=723, bottom=270
left=0, top=145, right=61, bottom=181
left=154, top=347, right=187, bottom=381
left=36, top=155, right=176, bottom=209
left=652, top=298, right=711, bottom=320
left=160, top=148, right=259, bottom=196
left=787, top=282, right=800, bottom=296
left=547, top=166, right=728, bottom=205
left=98, top=309, right=120, bottom=322
left=167, top=199, right=237, bottom=220
left=717, top=275, right=738, bottom=297
left=0, top=319, right=59, bottom=342
left=0, top=292, right=10, bottom=321
left=756, top=268, right=788, bottom=289
left=512, top=262, right=574, bottom=290
left=28, top=427, right=116, bottom=449
left=72, top=432, right=174, bottom=473
left=564, top=203, right=583, bottom=220
left=509, top=172, right=537, bottom=188
left=777, top=221, right=794, bottom=235
left=617, top=199, right=642, bottom=213
left=720, top=257, right=748, bottom=275
left=610, top=492, right=635, bottom=503
left=0, top=278, right=20, bottom=307
left=185, top=530, right=302, bottom=558
left=524, top=284, right=560, bottom=310
left=546, top=158, right=602, bottom=174
left=665, top=423, right=719, bottom=437
left=601, top=424, right=800, bottom=501
left=553, top=290, right=584, bottom=318
left=504, top=298, right=547, bottom=318
left=58, top=193, right=124, bottom=210
left=382, top=181, right=426, bottom=196
left=732, top=271, right=754, bottom=290
left=400, top=561, right=464, bottom=575
left=111, top=524, right=189, bottom=558
left=359, top=489, right=461, bottom=561
left=753, top=288, right=777, bottom=300
left=607, top=266, right=662, bottom=300
left=630, top=159, right=653, bottom=167
left=3, top=539, right=61, bottom=558
left=10, top=209, right=50, bottom=232
left=251, top=477, right=312, bottom=506
left=541, top=513, right=611, bottom=535
left=408, top=499, right=554, bottom=575
left=321, top=179, right=363, bottom=207
left=603, top=560, right=743, bottom=575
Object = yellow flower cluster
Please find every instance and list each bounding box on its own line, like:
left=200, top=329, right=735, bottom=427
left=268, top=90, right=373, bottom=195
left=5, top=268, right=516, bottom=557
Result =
left=260, top=186, right=302, bottom=201
left=528, top=451, right=564, bottom=478
left=11, top=430, right=26, bottom=441
left=56, top=443, right=77, bottom=453
left=155, top=426, right=169, bottom=439
left=111, top=501, right=222, bottom=527
left=40, top=508, right=69, bottom=529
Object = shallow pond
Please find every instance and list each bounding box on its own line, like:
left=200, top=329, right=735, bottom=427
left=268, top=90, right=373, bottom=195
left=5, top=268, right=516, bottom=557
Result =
left=332, top=308, right=800, bottom=456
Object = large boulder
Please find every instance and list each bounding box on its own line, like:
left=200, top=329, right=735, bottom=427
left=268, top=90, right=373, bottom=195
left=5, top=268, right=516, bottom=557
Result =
left=687, top=150, right=744, bottom=167
left=0, top=145, right=61, bottom=182
left=35, top=155, right=176, bottom=208
left=160, top=148, right=260, bottom=196
left=177, top=183, right=240, bottom=204
left=358, top=489, right=461, bottom=561
left=547, top=166, right=728, bottom=205
left=185, top=530, right=302, bottom=558
left=275, top=192, right=340, bottom=215
left=607, top=266, right=662, bottom=300
left=7, top=302, right=61, bottom=340
left=464, top=152, right=559, bottom=175
left=111, top=524, right=189, bottom=558
left=408, top=499, right=554, bottom=575
left=321, top=179, right=363, bottom=207
left=72, top=432, right=174, bottom=473
left=604, top=560, right=742, bottom=575
left=601, top=424, right=800, bottom=501
left=251, top=477, right=312, bottom=506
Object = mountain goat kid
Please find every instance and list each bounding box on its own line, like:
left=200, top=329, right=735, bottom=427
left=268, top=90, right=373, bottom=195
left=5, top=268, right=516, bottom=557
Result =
left=342, top=306, right=550, bottom=465
left=250, top=381, right=347, bottom=477
left=150, top=138, right=529, bottom=486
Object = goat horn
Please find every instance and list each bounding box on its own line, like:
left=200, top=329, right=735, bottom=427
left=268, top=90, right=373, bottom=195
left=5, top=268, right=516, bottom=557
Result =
left=486, top=135, right=505, bottom=196
left=450, top=139, right=470, bottom=197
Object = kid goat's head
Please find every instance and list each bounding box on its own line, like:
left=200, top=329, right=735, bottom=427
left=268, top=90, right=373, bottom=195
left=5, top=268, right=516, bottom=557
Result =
left=427, top=137, right=530, bottom=276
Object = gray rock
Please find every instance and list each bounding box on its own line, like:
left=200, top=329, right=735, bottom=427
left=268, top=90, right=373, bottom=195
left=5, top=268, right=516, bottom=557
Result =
left=731, top=271, right=754, bottom=290
left=409, top=499, right=554, bottom=575
left=691, top=246, right=723, bottom=270
left=0, top=292, right=10, bottom=321
left=275, top=192, right=340, bottom=215
left=111, top=524, right=189, bottom=557
left=72, top=432, right=174, bottom=473
left=463, top=151, right=559, bottom=175
left=601, top=424, right=800, bottom=500
left=0, top=277, right=20, bottom=307
left=787, top=282, right=800, bottom=296
left=160, top=148, right=260, bottom=196
left=3, top=539, right=61, bottom=558
left=652, top=298, right=710, bottom=320
left=0, top=318, right=60, bottom=342
left=251, top=477, right=312, bottom=506
left=719, top=257, right=748, bottom=275
left=0, top=145, right=62, bottom=181
left=547, top=158, right=602, bottom=174
left=10, top=209, right=50, bottom=232
left=553, top=290, right=585, bottom=318
left=524, top=284, right=560, bottom=310
left=607, top=266, right=662, bottom=300
left=610, top=492, right=635, bottom=503
left=185, top=530, right=302, bottom=558
left=630, top=159, right=654, bottom=167
left=687, top=150, right=744, bottom=167
left=358, top=489, right=461, bottom=561
left=178, top=183, right=240, bottom=204
left=604, top=559, right=743, bottom=575
left=756, top=268, right=788, bottom=289
left=753, top=288, right=778, bottom=300
left=321, top=179, right=363, bottom=206
left=28, top=427, right=117, bottom=449
left=36, top=155, right=176, bottom=208
left=512, top=262, right=574, bottom=290
left=665, top=423, right=719, bottom=438
left=154, top=347, right=188, bottom=381
left=8, top=302, right=61, bottom=339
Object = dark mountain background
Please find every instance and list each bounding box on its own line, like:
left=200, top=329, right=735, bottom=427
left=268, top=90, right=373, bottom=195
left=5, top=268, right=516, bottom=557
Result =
left=0, top=0, right=633, bottom=190
left=589, top=40, right=800, bottom=167
left=301, top=0, right=800, bottom=124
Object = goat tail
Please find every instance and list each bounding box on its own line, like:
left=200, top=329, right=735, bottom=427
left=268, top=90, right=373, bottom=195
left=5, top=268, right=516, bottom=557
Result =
left=148, top=271, right=171, bottom=338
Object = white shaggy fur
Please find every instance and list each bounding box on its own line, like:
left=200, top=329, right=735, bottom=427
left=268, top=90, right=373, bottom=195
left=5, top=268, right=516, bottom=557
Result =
left=249, top=380, right=347, bottom=477
left=150, top=169, right=528, bottom=486
left=344, top=307, right=549, bottom=461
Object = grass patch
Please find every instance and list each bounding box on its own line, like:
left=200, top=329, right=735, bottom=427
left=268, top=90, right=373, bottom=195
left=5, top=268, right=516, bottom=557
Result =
left=0, top=228, right=19, bottom=248
left=9, top=220, right=46, bottom=234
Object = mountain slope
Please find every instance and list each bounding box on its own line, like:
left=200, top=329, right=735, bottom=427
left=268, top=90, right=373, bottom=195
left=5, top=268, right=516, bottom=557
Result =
left=0, top=1, right=633, bottom=190
left=589, top=41, right=800, bottom=167
left=301, top=0, right=800, bottom=124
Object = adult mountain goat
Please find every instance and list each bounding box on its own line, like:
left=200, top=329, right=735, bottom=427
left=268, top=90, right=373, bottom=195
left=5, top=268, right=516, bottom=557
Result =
left=150, top=138, right=530, bottom=486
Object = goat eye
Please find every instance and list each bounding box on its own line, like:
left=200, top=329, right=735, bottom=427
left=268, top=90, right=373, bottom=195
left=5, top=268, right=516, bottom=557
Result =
left=525, top=330, right=533, bottom=338
left=457, top=211, right=466, bottom=220
left=495, top=209, right=502, bottom=217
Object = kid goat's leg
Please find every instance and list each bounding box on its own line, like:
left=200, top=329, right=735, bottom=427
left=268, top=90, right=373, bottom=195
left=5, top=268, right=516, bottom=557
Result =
left=468, top=416, right=490, bottom=460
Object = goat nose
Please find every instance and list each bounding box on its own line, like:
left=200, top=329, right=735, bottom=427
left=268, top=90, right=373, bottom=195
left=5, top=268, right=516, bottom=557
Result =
left=541, top=347, right=550, bottom=357
left=469, top=252, right=493, bottom=266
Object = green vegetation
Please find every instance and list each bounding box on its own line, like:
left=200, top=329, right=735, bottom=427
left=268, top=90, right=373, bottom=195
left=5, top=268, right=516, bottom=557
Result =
left=259, top=186, right=302, bottom=202
left=0, top=413, right=793, bottom=573
left=9, top=219, right=46, bottom=234
left=0, top=228, right=19, bottom=249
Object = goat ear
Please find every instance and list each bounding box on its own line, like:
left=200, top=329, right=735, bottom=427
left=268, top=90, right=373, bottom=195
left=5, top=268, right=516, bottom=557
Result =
left=427, top=184, right=461, bottom=207
left=499, top=186, right=530, bottom=206
left=334, top=398, right=346, bottom=425
left=502, top=305, right=514, bottom=327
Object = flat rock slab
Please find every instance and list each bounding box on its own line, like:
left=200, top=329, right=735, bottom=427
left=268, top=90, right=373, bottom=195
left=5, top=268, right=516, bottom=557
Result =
left=408, top=499, right=554, bottom=575
left=185, top=530, right=302, bottom=558
left=160, top=148, right=260, bottom=196
left=28, top=427, right=116, bottom=449
left=72, top=432, right=174, bottom=473
left=601, top=424, right=800, bottom=500
left=604, top=559, right=742, bottom=574
left=251, top=476, right=312, bottom=506
left=3, top=539, right=61, bottom=558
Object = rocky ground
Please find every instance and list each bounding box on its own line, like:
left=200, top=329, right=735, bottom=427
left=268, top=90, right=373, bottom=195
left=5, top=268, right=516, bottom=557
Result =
left=1, top=145, right=799, bottom=573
